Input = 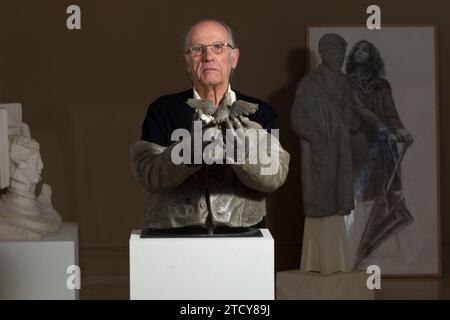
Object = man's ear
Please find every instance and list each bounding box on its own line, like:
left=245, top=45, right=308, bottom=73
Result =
left=232, top=48, right=240, bottom=69
left=18, top=161, right=26, bottom=169
left=183, top=55, right=193, bottom=83
left=182, top=54, right=190, bottom=70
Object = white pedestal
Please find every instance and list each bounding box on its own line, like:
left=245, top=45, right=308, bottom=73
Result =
left=130, top=228, right=274, bottom=300
left=276, top=270, right=374, bottom=300
left=0, top=223, right=79, bottom=300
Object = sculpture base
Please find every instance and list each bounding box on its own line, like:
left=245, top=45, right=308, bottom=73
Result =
left=276, top=269, right=374, bottom=300
left=130, top=228, right=274, bottom=300
left=141, top=226, right=262, bottom=238
left=0, top=223, right=79, bottom=300
left=301, top=216, right=351, bottom=274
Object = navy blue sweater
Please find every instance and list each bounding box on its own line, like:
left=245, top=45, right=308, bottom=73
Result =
left=141, top=89, right=278, bottom=146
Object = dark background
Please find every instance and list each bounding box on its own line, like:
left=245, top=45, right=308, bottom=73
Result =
left=0, top=0, right=447, bottom=298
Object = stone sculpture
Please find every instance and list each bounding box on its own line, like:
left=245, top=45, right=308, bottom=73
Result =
left=0, top=135, right=61, bottom=240
left=291, top=33, right=355, bottom=273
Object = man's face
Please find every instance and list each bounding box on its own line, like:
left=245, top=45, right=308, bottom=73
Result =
left=321, top=44, right=346, bottom=72
left=184, top=21, right=240, bottom=89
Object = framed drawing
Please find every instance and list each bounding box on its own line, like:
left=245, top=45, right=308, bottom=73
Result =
left=0, top=109, right=8, bottom=189
left=307, top=25, right=440, bottom=276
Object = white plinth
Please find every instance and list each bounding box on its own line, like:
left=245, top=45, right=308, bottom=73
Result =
left=0, top=223, right=79, bottom=300
left=130, top=228, right=274, bottom=300
left=276, top=270, right=374, bottom=300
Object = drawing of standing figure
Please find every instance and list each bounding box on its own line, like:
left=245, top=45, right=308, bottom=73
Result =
left=345, top=40, right=414, bottom=268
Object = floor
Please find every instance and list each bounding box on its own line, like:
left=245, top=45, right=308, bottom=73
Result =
left=78, top=246, right=450, bottom=300
left=375, top=277, right=450, bottom=300
left=80, top=276, right=450, bottom=300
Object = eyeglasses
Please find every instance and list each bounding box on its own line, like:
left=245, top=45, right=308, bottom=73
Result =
left=185, top=41, right=235, bottom=57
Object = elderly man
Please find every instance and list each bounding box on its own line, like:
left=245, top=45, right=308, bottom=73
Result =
left=130, top=19, right=290, bottom=232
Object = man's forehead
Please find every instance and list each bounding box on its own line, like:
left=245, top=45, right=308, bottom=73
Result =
left=187, top=21, right=229, bottom=44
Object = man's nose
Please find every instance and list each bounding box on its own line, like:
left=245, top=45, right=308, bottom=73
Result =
left=201, top=46, right=215, bottom=60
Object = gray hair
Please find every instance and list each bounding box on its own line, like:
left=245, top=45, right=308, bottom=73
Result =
left=182, top=19, right=238, bottom=53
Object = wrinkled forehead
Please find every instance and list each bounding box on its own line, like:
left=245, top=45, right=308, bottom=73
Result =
left=186, top=21, right=230, bottom=46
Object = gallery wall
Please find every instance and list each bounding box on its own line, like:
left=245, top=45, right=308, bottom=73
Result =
left=0, top=0, right=448, bottom=275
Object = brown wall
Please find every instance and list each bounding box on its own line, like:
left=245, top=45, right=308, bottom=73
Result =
left=0, top=0, right=448, bottom=275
